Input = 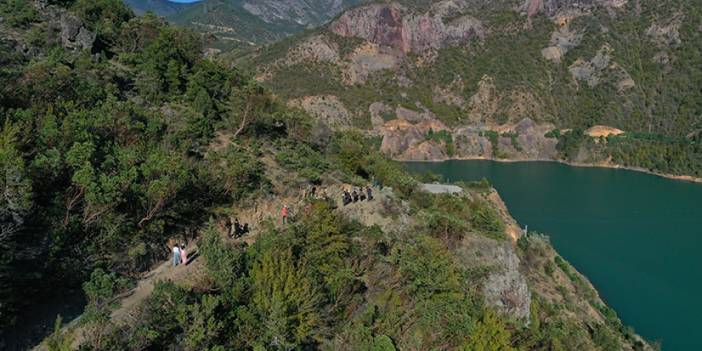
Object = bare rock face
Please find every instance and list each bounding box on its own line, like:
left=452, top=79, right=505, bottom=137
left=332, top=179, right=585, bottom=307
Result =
left=458, top=235, right=531, bottom=320
left=285, top=35, right=340, bottom=66
left=569, top=44, right=611, bottom=87
left=542, top=24, right=584, bottom=63
left=455, top=127, right=493, bottom=157
left=60, top=13, right=95, bottom=51
left=343, top=43, right=400, bottom=85
left=512, top=118, right=558, bottom=159
left=646, top=19, right=682, bottom=48
left=329, top=2, right=484, bottom=54
left=369, top=102, right=393, bottom=129
left=400, top=140, right=446, bottom=160
left=378, top=118, right=448, bottom=159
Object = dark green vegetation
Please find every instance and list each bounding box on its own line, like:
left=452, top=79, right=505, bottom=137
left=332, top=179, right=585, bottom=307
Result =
left=0, top=0, right=304, bottom=342
left=551, top=129, right=702, bottom=177
left=0, top=1, right=652, bottom=350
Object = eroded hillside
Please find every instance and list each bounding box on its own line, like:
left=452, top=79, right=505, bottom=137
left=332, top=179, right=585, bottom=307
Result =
left=242, top=0, right=702, bottom=177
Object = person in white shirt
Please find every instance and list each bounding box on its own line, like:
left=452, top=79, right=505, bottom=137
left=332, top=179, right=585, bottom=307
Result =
left=172, top=244, right=181, bottom=267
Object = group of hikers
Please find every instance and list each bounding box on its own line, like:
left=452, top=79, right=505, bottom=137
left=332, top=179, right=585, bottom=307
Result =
left=172, top=182, right=379, bottom=267
left=171, top=243, right=189, bottom=267
left=225, top=217, right=250, bottom=238
left=342, top=186, right=373, bottom=206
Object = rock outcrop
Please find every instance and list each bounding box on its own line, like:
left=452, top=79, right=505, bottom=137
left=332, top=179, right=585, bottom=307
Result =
left=458, top=235, right=531, bottom=320
left=375, top=114, right=559, bottom=161
left=569, top=44, right=612, bottom=87
left=329, top=2, right=485, bottom=54
left=60, top=13, right=95, bottom=51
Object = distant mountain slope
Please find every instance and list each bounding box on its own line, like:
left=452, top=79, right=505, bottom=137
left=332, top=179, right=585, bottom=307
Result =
left=239, top=0, right=702, bottom=177
left=166, top=0, right=365, bottom=48
left=122, top=0, right=194, bottom=16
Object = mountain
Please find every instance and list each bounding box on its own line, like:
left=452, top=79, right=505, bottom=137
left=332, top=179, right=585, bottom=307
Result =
left=242, top=0, right=702, bottom=177
left=165, top=0, right=366, bottom=48
left=122, top=0, right=195, bottom=16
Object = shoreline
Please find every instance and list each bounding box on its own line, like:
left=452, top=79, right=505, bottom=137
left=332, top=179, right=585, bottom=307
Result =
left=400, top=156, right=702, bottom=185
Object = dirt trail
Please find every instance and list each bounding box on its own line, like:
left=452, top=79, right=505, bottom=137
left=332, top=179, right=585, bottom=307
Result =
left=35, top=248, right=205, bottom=350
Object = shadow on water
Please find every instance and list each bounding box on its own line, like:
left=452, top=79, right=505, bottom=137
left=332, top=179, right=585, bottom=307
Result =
left=0, top=289, right=85, bottom=351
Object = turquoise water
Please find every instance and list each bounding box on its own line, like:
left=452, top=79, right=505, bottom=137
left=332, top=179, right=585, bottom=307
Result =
left=404, top=160, right=702, bottom=351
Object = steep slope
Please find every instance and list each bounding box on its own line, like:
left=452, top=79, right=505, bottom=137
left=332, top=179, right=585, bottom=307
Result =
left=167, top=0, right=365, bottom=49
left=243, top=0, right=702, bottom=177
left=122, top=0, right=194, bottom=16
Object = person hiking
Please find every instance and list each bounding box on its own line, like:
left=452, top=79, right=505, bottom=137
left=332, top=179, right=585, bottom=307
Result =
left=225, top=217, right=233, bottom=237
left=358, top=187, right=366, bottom=201
left=281, top=205, right=289, bottom=225
left=342, top=189, right=351, bottom=206
left=172, top=244, right=181, bottom=267
left=352, top=190, right=359, bottom=202
left=180, top=244, right=188, bottom=266
left=234, top=218, right=242, bottom=237
left=310, top=186, right=317, bottom=199
left=366, top=186, right=373, bottom=201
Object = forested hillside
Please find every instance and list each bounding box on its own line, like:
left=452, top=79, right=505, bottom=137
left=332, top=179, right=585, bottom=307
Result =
left=242, top=0, right=702, bottom=177
left=0, top=1, right=654, bottom=350
left=154, top=0, right=366, bottom=50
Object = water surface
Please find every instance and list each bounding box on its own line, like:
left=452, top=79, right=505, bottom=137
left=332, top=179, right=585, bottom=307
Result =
left=404, top=160, right=702, bottom=351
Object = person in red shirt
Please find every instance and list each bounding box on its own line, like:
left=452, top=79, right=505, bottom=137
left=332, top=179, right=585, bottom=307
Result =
left=281, top=205, right=288, bottom=225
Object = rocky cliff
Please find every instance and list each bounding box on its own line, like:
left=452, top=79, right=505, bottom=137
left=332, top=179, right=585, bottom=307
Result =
left=244, top=0, right=702, bottom=164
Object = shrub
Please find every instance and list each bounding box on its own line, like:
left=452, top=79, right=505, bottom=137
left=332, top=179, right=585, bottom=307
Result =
left=460, top=310, right=515, bottom=351
left=0, top=0, right=38, bottom=28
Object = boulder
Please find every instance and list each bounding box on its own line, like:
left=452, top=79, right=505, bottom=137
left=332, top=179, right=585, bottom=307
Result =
left=60, top=13, right=95, bottom=51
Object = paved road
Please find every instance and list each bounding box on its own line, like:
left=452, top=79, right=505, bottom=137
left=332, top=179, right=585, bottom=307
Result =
left=420, top=183, right=463, bottom=194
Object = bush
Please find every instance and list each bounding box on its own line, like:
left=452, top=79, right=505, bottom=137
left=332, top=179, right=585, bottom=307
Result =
left=398, top=235, right=460, bottom=299
left=469, top=200, right=506, bottom=240
left=208, top=143, right=269, bottom=200
left=0, top=0, right=38, bottom=28
left=460, top=309, right=515, bottom=351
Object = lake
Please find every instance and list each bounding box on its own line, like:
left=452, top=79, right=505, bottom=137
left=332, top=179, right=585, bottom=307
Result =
left=404, top=160, right=702, bottom=351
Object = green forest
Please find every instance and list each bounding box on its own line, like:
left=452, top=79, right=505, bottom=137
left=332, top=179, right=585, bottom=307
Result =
left=0, top=1, right=659, bottom=350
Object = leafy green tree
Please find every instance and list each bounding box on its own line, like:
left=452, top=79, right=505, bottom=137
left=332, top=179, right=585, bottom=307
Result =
left=398, top=235, right=459, bottom=299
left=208, top=144, right=267, bottom=200
left=461, top=310, right=514, bottom=351
left=200, top=225, right=247, bottom=291
left=137, top=148, right=189, bottom=227
left=372, top=335, right=397, bottom=351
left=0, top=121, right=32, bottom=327
left=250, top=248, right=323, bottom=348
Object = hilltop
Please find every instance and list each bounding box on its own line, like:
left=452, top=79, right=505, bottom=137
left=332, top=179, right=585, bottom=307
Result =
left=240, top=0, right=702, bottom=177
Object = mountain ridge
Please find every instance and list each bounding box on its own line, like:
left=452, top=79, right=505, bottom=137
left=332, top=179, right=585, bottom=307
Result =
left=238, top=0, right=702, bottom=177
